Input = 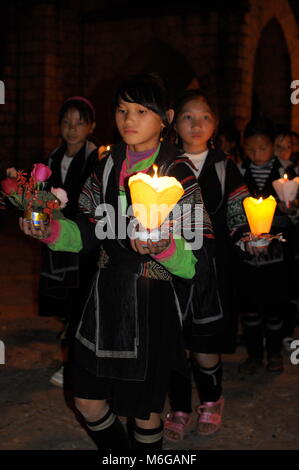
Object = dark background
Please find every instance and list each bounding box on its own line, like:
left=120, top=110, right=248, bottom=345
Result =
left=0, top=0, right=299, bottom=170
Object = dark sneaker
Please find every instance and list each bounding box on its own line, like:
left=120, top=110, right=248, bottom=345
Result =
left=266, top=354, right=284, bottom=372
left=238, top=357, right=264, bottom=376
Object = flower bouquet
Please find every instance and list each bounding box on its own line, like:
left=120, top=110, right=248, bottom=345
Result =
left=1, top=163, right=68, bottom=227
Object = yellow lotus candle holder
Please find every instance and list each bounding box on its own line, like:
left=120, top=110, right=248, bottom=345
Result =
left=242, top=195, right=277, bottom=247
left=128, top=165, right=184, bottom=244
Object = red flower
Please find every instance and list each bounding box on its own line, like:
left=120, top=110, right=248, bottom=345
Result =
left=16, top=171, right=28, bottom=186
left=43, top=208, right=52, bottom=215
left=1, top=177, right=18, bottom=195
left=47, top=200, right=59, bottom=209
left=31, top=163, right=52, bottom=182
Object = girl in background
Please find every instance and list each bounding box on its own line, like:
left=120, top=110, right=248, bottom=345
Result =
left=274, top=127, right=295, bottom=171
left=238, top=118, right=297, bottom=374
left=39, top=96, right=99, bottom=387
left=165, top=89, right=251, bottom=441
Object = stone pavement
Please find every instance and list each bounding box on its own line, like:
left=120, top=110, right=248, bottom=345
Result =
left=0, top=211, right=299, bottom=451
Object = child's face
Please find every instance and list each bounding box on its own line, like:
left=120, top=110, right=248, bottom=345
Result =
left=274, top=135, right=292, bottom=161
left=291, top=134, right=299, bottom=153
left=244, top=134, right=273, bottom=166
left=175, top=97, right=217, bottom=153
left=115, top=99, right=164, bottom=151
left=60, top=108, right=95, bottom=148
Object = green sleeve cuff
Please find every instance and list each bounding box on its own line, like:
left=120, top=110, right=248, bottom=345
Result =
left=48, top=219, right=83, bottom=252
left=157, top=237, right=197, bottom=279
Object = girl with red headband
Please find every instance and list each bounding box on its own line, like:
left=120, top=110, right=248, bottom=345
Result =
left=39, top=96, right=99, bottom=388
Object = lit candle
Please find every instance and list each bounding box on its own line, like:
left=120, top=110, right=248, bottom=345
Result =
left=98, top=145, right=106, bottom=159
left=243, top=195, right=277, bottom=236
left=152, top=164, right=159, bottom=190
left=272, top=173, right=298, bottom=208
left=128, top=165, right=184, bottom=230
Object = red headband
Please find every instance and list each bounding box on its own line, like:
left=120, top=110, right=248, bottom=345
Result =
left=64, top=96, right=96, bottom=120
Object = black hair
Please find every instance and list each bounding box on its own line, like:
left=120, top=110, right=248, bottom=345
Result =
left=243, top=117, right=275, bottom=143
left=114, top=73, right=171, bottom=127
left=59, top=99, right=95, bottom=124
left=274, top=125, right=292, bottom=140
left=173, top=89, right=219, bottom=125
left=218, top=122, right=240, bottom=145
left=290, top=130, right=299, bottom=140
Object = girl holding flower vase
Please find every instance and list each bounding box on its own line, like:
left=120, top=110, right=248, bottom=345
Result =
left=19, top=73, right=216, bottom=450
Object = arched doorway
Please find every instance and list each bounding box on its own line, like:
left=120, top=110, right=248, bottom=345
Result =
left=252, top=18, right=291, bottom=127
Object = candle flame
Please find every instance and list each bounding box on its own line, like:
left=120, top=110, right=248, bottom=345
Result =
left=257, top=197, right=263, bottom=204
left=283, top=173, right=288, bottom=180
left=106, top=145, right=110, bottom=151
left=152, top=165, right=159, bottom=188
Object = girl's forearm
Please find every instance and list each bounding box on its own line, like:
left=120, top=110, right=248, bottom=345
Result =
left=42, top=218, right=83, bottom=253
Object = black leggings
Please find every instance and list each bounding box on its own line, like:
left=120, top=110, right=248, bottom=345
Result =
left=168, top=359, right=222, bottom=411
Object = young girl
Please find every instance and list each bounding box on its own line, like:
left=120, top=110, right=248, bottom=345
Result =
left=38, top=96, right=99, bottom=387
left=274, top=128, right=294, bottom=170
left=164, top=89, right=251, bottom=441
left=19, top=74, right=215, bottom=451
left=238, top=118, right=297, bottom=374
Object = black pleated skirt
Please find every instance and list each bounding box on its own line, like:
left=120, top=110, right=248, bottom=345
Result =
left=73, top=277, right=188, bottom=420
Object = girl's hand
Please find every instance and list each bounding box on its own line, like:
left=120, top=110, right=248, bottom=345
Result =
left=245, top=241, right=268, bottom=256
left=130, top=237, right=171, bottom=255
left=19, top=217, right=52, bottom=240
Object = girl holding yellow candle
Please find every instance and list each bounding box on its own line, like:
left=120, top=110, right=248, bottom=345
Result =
left=18, top=74, right=215, bottom=451
left=165, top=89, right=252, bottom=441
left=238, top=118, right=298, bottom=375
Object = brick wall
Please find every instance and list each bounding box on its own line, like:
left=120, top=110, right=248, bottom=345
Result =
left=0, top=3, right=82, bottom=171
left=0, top=0, right=299, bottom=169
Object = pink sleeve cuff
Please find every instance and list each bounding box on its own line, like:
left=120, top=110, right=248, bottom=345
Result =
left=41, top=219, right=61, bottom=244
left=153, top=234, right=175, bottom=260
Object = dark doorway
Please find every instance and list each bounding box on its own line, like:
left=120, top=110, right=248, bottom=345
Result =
left=252, top=18, right=291, bottom=127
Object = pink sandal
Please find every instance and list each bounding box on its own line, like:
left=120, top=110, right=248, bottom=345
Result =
left=196, top=396, right=224, bottom=436
left=164, top=411, right=193, bottom=442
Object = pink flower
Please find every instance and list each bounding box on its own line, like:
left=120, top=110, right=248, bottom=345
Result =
left=1, top=177, right=18, bottom=195
left=31, top=163, right=52, bottom=182
left=50, top=187, right=68, bottom=209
